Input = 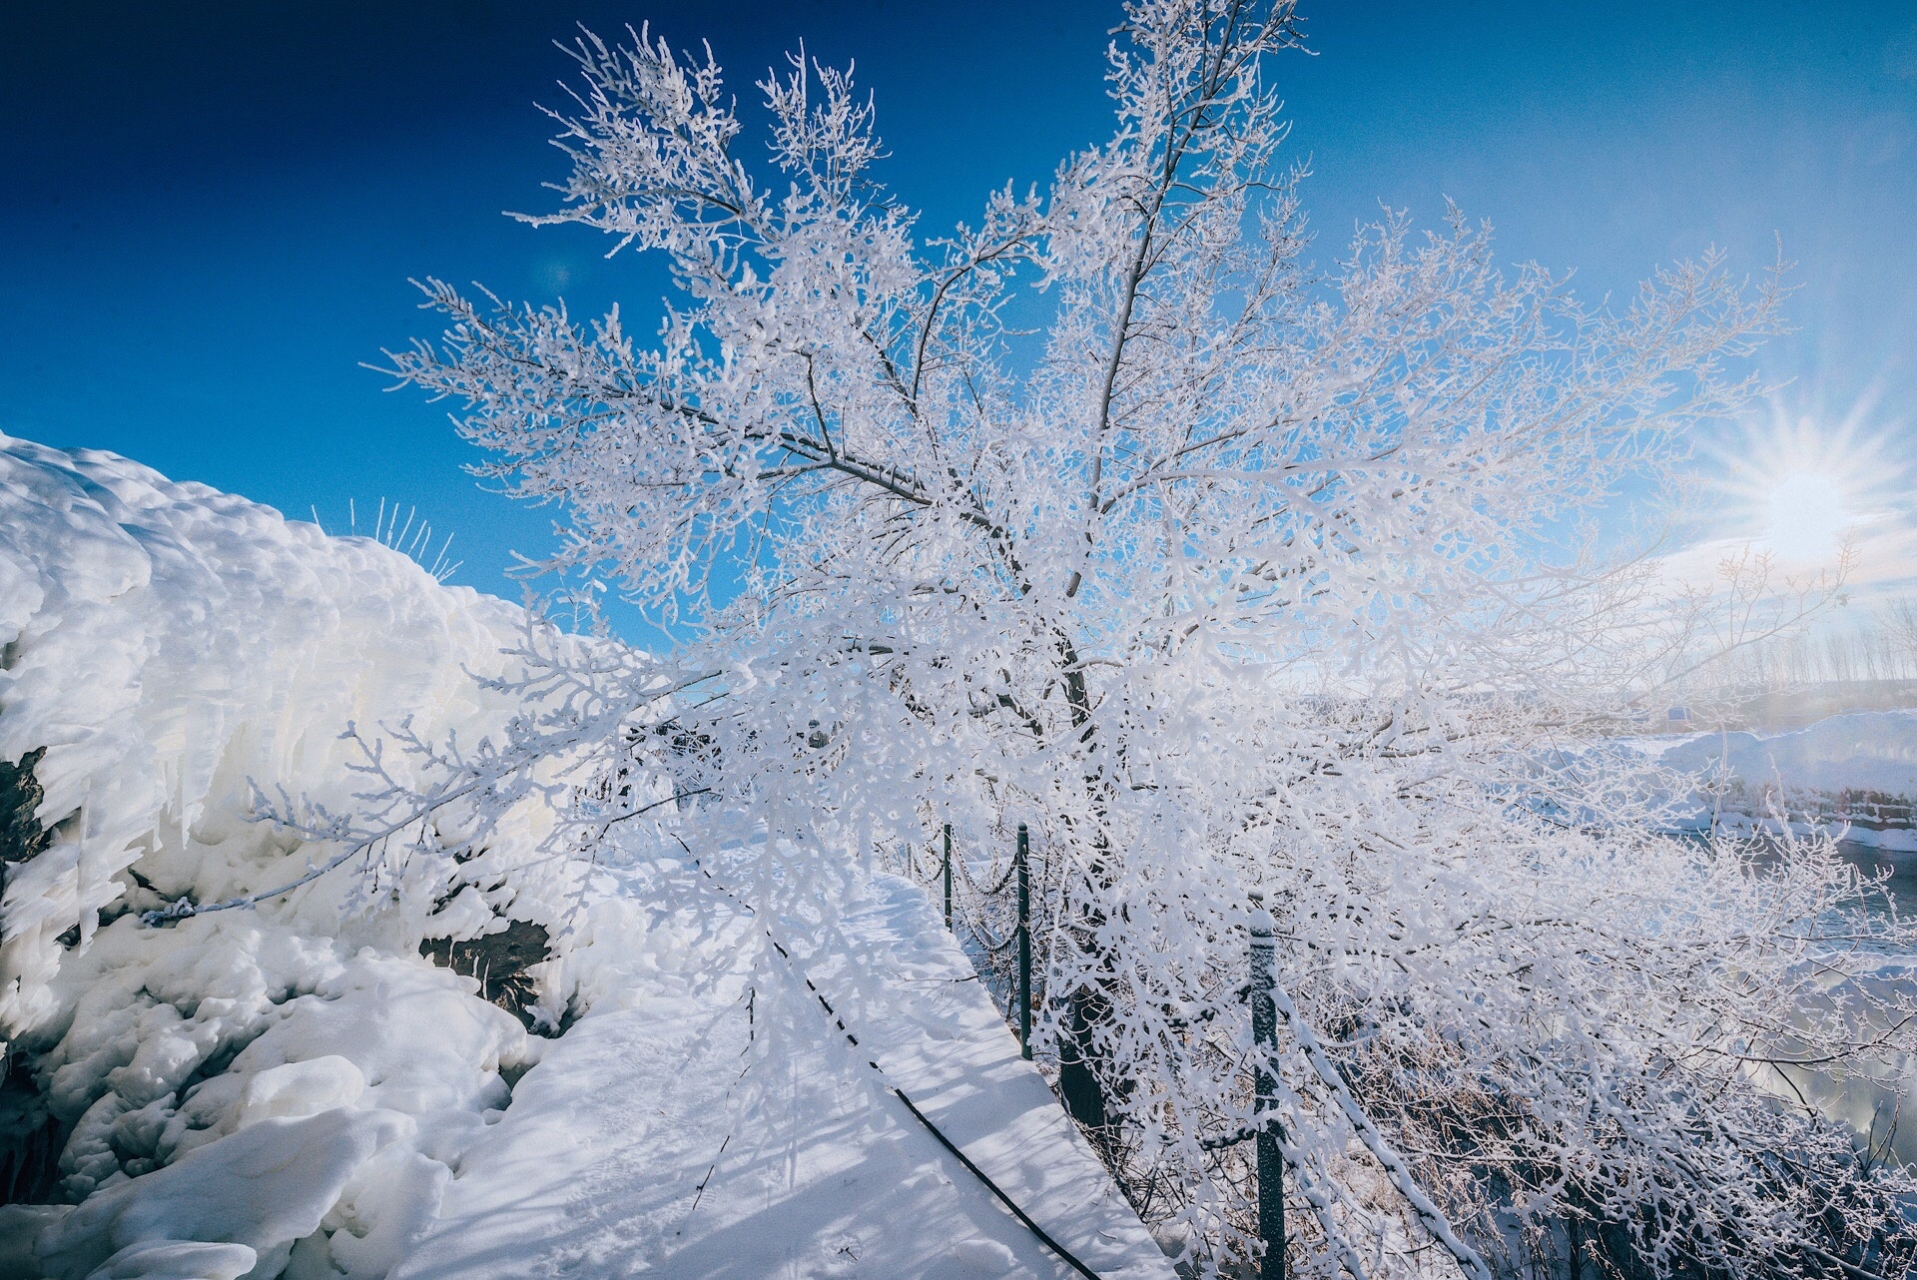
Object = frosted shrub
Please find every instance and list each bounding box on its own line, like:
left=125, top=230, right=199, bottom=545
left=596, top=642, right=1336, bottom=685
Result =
left=377, top=3, right=1917, bottom=1275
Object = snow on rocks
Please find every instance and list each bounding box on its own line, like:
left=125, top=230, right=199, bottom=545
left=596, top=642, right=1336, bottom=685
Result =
left=0, top=434, right=570, bottom=1044
left=0, top=438, right=560, bottom=1276
left=35, top=1106, right=409, bottom=1280
left=1, top=920, right=545, bottom=1277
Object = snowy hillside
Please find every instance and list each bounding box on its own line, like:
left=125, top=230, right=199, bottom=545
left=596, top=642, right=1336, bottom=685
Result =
left=0, top=438, right=1169, bottom=1279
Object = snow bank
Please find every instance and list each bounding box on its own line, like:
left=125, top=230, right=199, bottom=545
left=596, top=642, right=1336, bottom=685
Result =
left=1657, top=711, right=1917, bottom=801
left=1647, top=711, right=1917, bottom=848
left=0, top=437, right=571, bottom=1276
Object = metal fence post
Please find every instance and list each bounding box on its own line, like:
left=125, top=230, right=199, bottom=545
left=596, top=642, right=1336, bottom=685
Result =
left=1017, top=823, right=1032, bottom=1060
left=943, top=822, right=953, bottom=931
left=1249, top=890, right=1285, bottom=1280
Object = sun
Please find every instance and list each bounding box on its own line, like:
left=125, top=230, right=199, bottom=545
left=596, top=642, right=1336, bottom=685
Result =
left=1705, top=392, right=1902, bottom=567
left=1763, top=471, right=1847, bottom=562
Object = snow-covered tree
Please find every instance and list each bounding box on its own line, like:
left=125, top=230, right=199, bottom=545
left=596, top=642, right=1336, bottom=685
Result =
left=380, top=3, right=1917, bottom=1276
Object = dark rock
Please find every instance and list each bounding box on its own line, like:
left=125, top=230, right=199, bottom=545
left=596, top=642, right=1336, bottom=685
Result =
left=0, top=1054, right=63, bottom=1205
left=420, top=919, right=551, bottom=1029
left=0, top=747, right=50, bottom=866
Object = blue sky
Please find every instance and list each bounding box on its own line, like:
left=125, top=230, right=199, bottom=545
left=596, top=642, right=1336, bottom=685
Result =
left=4, top=0, right=1913, bottom=615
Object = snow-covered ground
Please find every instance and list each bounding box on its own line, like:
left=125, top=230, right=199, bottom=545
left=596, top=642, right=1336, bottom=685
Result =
left=0, top=438, right=1168, bottom=1279
left=396, top=852, right=1170, bottom=1280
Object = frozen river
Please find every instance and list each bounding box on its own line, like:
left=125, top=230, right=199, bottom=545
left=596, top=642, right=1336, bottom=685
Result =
left=1840, top=838, right=1917, bottom=917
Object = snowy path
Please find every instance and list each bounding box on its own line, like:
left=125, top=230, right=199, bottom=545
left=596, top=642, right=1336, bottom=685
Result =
left=392, top=858, right=1174, bottom=1280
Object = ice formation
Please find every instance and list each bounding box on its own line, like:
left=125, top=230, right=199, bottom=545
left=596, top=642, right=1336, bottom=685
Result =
left=0, top=437, right=567, bottom=1276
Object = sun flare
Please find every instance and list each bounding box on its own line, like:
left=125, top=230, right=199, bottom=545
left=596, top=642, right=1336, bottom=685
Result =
left=1706, top=394, right=1904, bottom=569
